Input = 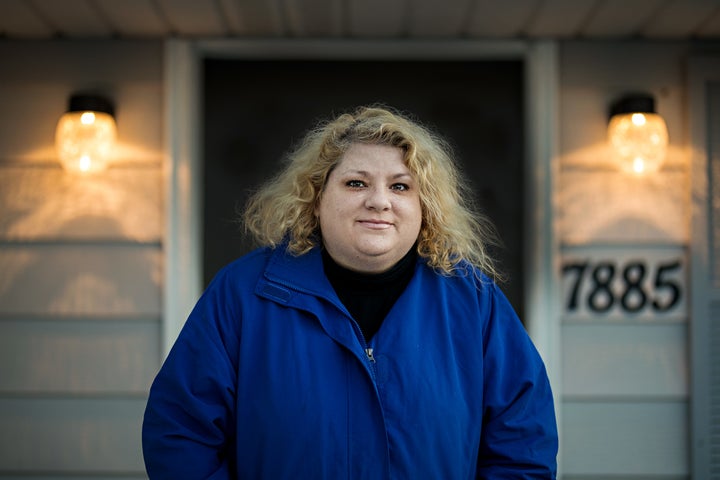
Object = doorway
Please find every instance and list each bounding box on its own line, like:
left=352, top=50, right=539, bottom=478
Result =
left=202, top=59, right=526, bottom=314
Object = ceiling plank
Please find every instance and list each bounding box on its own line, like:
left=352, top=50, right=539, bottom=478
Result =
left=642, top=0, right=720, bottom=38
left=465, top=0, right=540, bottom=37
left=523, top=0, right=598, bottom=38
left=217, top=0, right=244, bottom=34
left=0, top=0, right=54, bottom=38
left=284, top=0, right=343, bottom=36
left=30, top=0, right=114, bottom=37
left=1, top=0, right=720, bottom=40
left=155, top=0, right=228, bottom=36
left=409, top=0, right=473, bottom=37
left=217, top=0, right=285, bottom=36
left=95, top=0, right=169, bottom=37
left=581, top=0, right=665, bottom=38
left=696, top=5, right=720, bottom=37
left=348, top=0, right=408, bottom=37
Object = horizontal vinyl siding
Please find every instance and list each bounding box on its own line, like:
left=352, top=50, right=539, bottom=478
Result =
left=0, top=165, right=162, bottom=242
left=0, top=244, right=162, bottom=316
left=563, top=476, right=688, bottom=480
left=562, top=322, right=688, bottom=398
left=0, top=202, right=161, bottom=475
left=0, top=318, right=160, bottom=394
left=0, top=477, right=145, bottom=480
left=0, top=240, right=162, bottom=477
left=0, top=398, right=147, bottom=473
left=562, top=400, right=689, bottom=476
left=0, top=40, right=163, bottom=478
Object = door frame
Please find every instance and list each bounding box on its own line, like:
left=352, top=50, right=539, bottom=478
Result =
left=689, top=55, right=720, bottom=479
left=162, top=37, right=561, bottom=411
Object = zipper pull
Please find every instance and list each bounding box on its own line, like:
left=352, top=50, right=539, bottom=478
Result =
left=365, top=347, right=376, bottom=363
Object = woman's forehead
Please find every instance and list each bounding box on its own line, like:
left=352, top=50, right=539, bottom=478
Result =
left=333, top=144, right=415, bottom=176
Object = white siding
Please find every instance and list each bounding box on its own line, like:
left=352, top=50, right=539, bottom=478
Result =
left=562, top=323, right=687, bottom=398
left=558, top=41, right=692, bottom=479
left=0, top=40, right=163, bottom=478
left=0, top=398, right=147, bottom=472
left=563, top=401, right=688, bottom=476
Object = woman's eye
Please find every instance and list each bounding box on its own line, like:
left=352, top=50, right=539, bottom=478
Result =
left=346, top=180, right=365, bottom=188
left=391, top=183, right=409, bottom=191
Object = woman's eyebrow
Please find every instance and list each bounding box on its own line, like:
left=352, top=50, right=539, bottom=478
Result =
left=391, top=173, right=413, bottom=180
left=339, top=169, right=370, bottom=177
left=336, top=169, right=413, bottom=180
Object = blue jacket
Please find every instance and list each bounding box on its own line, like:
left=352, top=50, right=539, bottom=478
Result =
left=142, top=246, right=558, bottom=479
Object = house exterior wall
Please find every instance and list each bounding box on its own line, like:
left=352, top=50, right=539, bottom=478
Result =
left=558, top=41, right=693, bottom=479
left=0, top=38, right=712, bottom=478
left=0, top=40, right=163, bottom=478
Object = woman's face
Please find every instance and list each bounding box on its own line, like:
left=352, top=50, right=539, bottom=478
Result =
left=316, top=143, right=422, bottom=273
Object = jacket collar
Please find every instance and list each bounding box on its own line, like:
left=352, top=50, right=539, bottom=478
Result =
left=258, top=244, right=365, bottom=357
left=262, top=244, right=333, bottom=296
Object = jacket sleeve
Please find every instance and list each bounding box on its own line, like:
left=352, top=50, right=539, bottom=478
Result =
left=142, top=269, right=241, bottom=479
left=476, top=282, right=558, bottom=479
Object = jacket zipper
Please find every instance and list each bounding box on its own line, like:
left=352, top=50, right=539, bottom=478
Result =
left=354, top=324, right=377, bottom=379
left=355, top=326, right=376, bottom=371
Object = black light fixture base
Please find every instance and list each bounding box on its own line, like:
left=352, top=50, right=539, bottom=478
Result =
left=68, top=94, right=115, bottom=117
left=609, top=94, right=655, bottom=119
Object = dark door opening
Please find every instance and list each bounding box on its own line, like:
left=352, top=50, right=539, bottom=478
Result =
left=203, top=59, right=525, bottom=317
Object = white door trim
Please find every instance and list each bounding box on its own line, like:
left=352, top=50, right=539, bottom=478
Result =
left=688, top=54, right=720, bottom=479
left=162, top=40, right=561, bottom=410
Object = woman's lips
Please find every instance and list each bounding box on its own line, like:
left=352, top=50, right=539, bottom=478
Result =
left=357, top=219, right=393, bottom=229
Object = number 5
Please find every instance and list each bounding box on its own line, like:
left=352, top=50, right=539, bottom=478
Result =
left=652, top=260, right=681, bottom=311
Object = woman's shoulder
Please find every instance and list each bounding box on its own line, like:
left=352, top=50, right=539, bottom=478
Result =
left=419, top=257, right=495, bottom=289
left=208, top=246, right=276, bottom=286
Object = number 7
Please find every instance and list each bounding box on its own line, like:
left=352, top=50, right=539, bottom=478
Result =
left=562, top=261, right=588, bottom=311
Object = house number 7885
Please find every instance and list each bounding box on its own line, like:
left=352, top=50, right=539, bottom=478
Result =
left=562, top=259, right=682, bottom=314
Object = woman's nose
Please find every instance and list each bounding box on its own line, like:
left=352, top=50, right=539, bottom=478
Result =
left=365, top=187, right=391, bottom=210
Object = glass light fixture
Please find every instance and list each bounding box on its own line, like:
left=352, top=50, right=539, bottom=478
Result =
left=55, top=94, right=116, bottom=174
left=608, top=94, right=668, bottom=175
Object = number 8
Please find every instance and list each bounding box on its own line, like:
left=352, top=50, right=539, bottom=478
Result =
left=587, top=262, right=615, bottom=313
left=620, top=262, right=647, bottom=312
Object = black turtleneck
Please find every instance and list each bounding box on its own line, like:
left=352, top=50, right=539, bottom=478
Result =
left=322, top=247, right=417, bottom=341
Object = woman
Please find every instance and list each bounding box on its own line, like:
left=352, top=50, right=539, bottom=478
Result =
left=142, top=105, right=558, bottom=478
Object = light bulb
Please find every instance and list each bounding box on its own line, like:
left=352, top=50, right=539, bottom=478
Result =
left=631, top=113, right=646, bottom=126
left=608, top=112, right=668, bottom=175
left=55, top=95, right=116, bottom=174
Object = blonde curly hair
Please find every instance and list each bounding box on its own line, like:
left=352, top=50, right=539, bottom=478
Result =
left=243, top=105, right=502, bottom=279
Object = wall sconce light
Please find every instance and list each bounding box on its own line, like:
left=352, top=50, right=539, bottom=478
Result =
left=55, top=94, right=116, bottom=174
left=608, top=94, right=668, bottom=175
